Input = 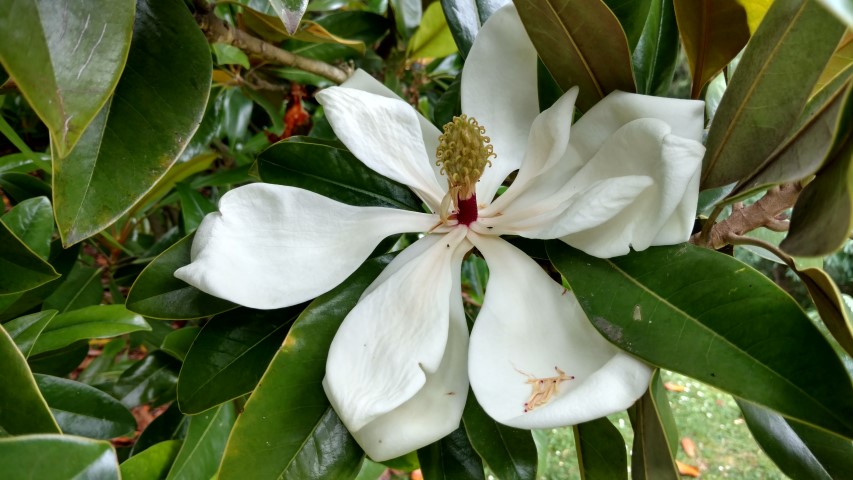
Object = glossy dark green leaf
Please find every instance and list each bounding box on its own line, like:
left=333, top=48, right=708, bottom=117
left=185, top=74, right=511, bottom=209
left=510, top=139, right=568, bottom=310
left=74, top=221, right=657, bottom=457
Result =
left=113, top=351, right=180, bottom=408
left=30, top=305, right=150, bottom=357
left=547, top=241, right=853, bottom=439
left=178, top=306, right=300, bottom=414
left=418, top=425, right=485, bottom=480
left=4, top=310, right=57, bottom=358
left=176, top=183, right=216, bottom=234
left=28, top=340, right=90, bottom=377
left=161, top=327, right=200, bottom=362
left=462, top=391, right=537, bottom=480
left=0, top=325, right=60, bottom=435
left=514, top=0, right=636, bottom=112
left=440, top=0, right=505, bottom=58
left=131, top=404, right=188, bottom=456
left=435, top=73, right=462, bottom=128
left=738, top=399, right=853, bottom=480
left=257, top=137, right=423, bottom=210
left=219, top=256, right=396, bottom=479
left=0, top=171, right=51, bottom=202
left=0, top=434, right=119, bottom=480
left=77, top=338, right=127, bottom=385
left=574, top=417, right=628, bottom=480
left=35, top=374, right=135, bottom=440
left=0, top=0, right=135, bottom=158
left=126, top=232, right=238, bottom=320
left=43, top=264, right=104, bottom=313
left=0, top=242, right=81, bottom=323
left=53, top=0, right=211, bottom=245
left=120, top=439, right=182, bottom=480
left=603, top=0, right=653, bottom=50
left=1, top=196, right=53, bottom=259
left=632, top=0, right=679, bottom=96
left=0, top=220, right=59, bottom=295
left=165, top=402, right=236, bottom=480
left=628, top=371, right=678, bottom=479
left=0, top=151, right=50, bottom=175
left=701, top=0, right=846, bottom=188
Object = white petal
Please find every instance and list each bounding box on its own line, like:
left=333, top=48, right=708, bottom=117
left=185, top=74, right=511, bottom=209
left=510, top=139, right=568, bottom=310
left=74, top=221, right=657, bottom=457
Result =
left=567, top=91, right=704, bottom=165
left=174, top=184, right=437, bottom=309
left=316, top=87, right=444, bottom=211
left=324, top=228, right=470, bottom=460
left=341, top=70, right=446, bottom=187
left=343, top=233, right=470, bottom=461
left=462, top=3, right=539, bottom=203
left=467, top=235, right=651, bottom=428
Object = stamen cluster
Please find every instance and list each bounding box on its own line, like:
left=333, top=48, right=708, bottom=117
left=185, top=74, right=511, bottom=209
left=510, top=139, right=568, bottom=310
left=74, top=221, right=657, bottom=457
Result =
left=436, top=114, right=495, bottom=204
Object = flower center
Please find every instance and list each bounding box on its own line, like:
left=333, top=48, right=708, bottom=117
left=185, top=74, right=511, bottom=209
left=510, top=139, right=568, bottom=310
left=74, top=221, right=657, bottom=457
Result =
left=435, top=114, right=495, bottom=225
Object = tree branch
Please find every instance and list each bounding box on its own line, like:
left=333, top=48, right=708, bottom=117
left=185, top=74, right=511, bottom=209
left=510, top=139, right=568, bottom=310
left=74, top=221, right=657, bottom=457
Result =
left=196, top=12, right=351, bottom=85
left=691, top=183, right=802, bottom=250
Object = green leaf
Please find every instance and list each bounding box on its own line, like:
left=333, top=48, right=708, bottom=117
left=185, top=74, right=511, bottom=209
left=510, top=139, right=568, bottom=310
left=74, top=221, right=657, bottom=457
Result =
left=113, top=351, right=180, bottom=408
left=178, top=306, right=299, bottom=414
left=817, top=0, right=853, bottom=27
left=632, top=0, right=680, bottom=96
left=77, top=337, right=127, bottom=386
left=603, top=0, right=653, bottom=50
left=547, top=242, right=853, bottom=439
left=133, top=153, right=219, bottom=216
left=628, top=371, right=679, bottom=479
left=35, top=374, right=135, bottom=439
left=738, top=399, right=853, bottom=480
left=120, top=440, right=183, bottom=480
left=796, top=267, right=853, bottom=358
left=5, top=310, right=57, bottom=358
left=176, top=183, right=216, bottom=234
left=1, top=196, right=53, bottom=259
left=165, top=402, right=236, bottom=480
left=408, top=2, right=457, bottom=60
left=0, top=434, right=119, bottom=480
left=269, top=0, right=309, bottom=35
left=212, top=42, right=251, bottom=69
left=42, top=264, right=104, bottom=313
left=418, top=425, right=485, bottom=480
left=161, top=327, right=200, bottom=362
left=781, top=84, right=853, bottom=256
left=0, top=0, right=135, bottom=158
left=461, top=391, right=537, bottom=480
left=0, top=171, right=51, bottom=203
left=131, top=404, right=188, bottom=456
left=30, top=305, right=150, bottom=357
left=673, top=0, right=750, bottom=99
left=0, top=325, right=60, bottom=434
left=439, top=0, right=504, bottom=58
left=435, top=73, right=462, bottom=128
left=126, top=232, right=237, bottom=320
left=219, top=256, right=396, bottom=479
left=700, top=0, right=846, bottom=188
left=257, top=136, right=423, bottom=210
left=0, top=151, right=51, bottom=174
left=0, top=220, right=59, bottom=295
left=514, top=0, right=636, bottom=112
left=28, top=340, right=89, bottom=377
left=53, top=0, right=212, bottom=245
left=574, top=417, right=628, bottom=480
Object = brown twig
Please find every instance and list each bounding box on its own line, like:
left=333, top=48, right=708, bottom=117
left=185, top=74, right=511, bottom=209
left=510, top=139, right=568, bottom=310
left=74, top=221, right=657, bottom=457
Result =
left=691, top=183, right=802, bottom=250
left=196, top=12, right=350, bottom=85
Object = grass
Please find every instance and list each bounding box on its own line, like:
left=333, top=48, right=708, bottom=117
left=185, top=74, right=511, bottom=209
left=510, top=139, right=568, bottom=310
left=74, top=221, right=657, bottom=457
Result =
left=533, top=371, right=784, bottom=479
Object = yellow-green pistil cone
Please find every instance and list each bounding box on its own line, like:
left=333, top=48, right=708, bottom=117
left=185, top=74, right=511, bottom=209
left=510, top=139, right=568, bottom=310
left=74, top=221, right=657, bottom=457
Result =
left=435, top=114, right=495, bottom=222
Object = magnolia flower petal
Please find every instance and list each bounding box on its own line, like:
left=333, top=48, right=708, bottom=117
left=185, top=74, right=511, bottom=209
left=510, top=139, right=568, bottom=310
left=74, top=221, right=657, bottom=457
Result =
left=341, top=70, right=445, bottom=186
left=462, top=3, right=539, bottom=203
left=324, top=228, right=469, bottom=440
left=347, top=235, right=470, bottom=461
left=316, top=87, right=444, bottom=211
left=567, top=91, right=704, bottom=165
left=468, top=235, right=651, bottom=428
left=174, top=184, right=438, bottom=309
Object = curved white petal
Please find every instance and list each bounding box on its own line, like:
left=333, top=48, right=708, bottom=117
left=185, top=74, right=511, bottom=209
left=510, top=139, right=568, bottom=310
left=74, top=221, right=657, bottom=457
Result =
left=567, top=90, right=704, bottom=165
left=341, top=70, right=446, bottom=187
left=462, top=3, right=539, bottom=204
left=324, top=228, right=470, bottom=460
left=468, top=235, right=651, bottom=428
left=316, top=87, right=445, bottom=211
left=174, top=184, right=437, bottom=309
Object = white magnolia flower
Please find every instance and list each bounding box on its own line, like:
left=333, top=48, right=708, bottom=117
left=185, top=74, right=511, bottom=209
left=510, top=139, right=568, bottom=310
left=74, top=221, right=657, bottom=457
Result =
left=175, top=4, right=704, bottom=462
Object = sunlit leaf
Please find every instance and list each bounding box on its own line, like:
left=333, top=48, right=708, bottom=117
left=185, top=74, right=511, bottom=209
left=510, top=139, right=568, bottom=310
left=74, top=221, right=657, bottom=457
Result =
left=408, top=1, right=458, bottom=60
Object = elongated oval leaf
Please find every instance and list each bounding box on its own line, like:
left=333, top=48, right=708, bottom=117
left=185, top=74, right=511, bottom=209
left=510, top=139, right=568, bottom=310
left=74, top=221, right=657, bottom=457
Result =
left=257, top=137, right=423, bottom=210
left=418, top=426, right=485, bottom=480
left=0, top=325, right=60, bottom=435
left=547, top=242, right=853, bottom=439
left=126, top=232, right=238, bottom=320
left=165, top=402, right=236, bottom=480
left=30, top=305, right=150, bottom=357
left=604, top=0, right=653, bottom=50
left=219, top=256, right=395, bottom=479
left=633, top=0, right=680, bottom=96
left=53, top=0, right=212, bottom=245
left=440, top=0, right=506, bottom=58
left=113, top=351, right=180, bottom=409
left=5, top=310, right=57, bottom=358
left=574, top=417, right=628, bottom=480
left=514, top=0, right=636, bottom=112
left=178, top=306, right=300, bottom=414
left=701, top=0, right=846, bottom=188
left=628, top=371, right=678, bottom=479
left=43, top=264, right=104, bottom=313
left=407, top=1, right=458, bottom=60
left=796, top=267, right=853, bottom=357
left=0, top=220, right=59, bottom=295
left=1, top=196, right=53, bottom=260
left=0, top=0, right=135, bottom=158
left=35, top=374, right=135, bottom=439
left=0, top=434, right=119, bottom=480
left=120, top=440, right=183, bottom=480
